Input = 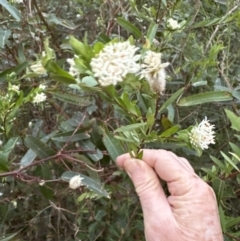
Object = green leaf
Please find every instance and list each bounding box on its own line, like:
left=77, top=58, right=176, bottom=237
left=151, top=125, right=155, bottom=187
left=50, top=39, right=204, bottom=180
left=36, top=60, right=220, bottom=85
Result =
left=115, top=123, right=147, bottom=132
left=212, top=179, right=225, bottom=204
left=219, top=205, right=226, bottom=233
left=178, top=91, right=232, bottom=107
left=159, top=87, right=185, bottom=113
left=117, top=17, right=142, bottom=38
left=226, top=217, right=240, bottom=229
left=61, top=171, right=109, bottom=198
left=50, top=91, right=91, bottom=106
left=0, top=232, right=19, bottom=241
left=0, top=62, right=28, bottom=79
left=210, top=155, right=227, bottom=171
left=0, top=29, right=11, bottom=48
left=44, top=13, right=77, bottom=29
left=229, top=143, right=240, bottom=158
left=93, top=42, right=105, bottom=54
left=78, top=140, right=103, bottom=162
left=81, top=76, right=98, bottom=87
left=20, top=122, right=55, bottom=167
left=0, top=137, right=18, bottom=163
left=192, top=17, right=222, bottom=28
left=45, top=61, right=77, bottom=84
left=0, top=0, right=22, bottom=21
left=224, top=109, right=240, bottom=132
left=146, top=22, right=158, bottom=46
left=220, top=151, right=239, bottom=172
left=39, top=185, right=54, bottom=200
left=160, top=125, right=180, bottom=138
left=102, top=133, right=125, bottom=161
left=51, top=130, right=90, bottom=142
left=24, top=136, right=56, bottom=159
left=69, top=36, right=94, bottom=59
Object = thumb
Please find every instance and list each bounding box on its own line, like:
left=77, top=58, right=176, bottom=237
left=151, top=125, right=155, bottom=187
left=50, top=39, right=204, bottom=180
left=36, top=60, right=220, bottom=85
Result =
left=122, top=158, right=172, bottom=221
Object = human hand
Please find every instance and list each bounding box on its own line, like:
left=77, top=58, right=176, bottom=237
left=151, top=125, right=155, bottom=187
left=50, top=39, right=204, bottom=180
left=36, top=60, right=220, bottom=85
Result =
left=116, top=149, right=223, bottom=241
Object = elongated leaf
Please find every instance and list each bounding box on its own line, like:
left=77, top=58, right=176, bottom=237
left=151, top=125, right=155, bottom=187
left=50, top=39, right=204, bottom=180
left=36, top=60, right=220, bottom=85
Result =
left=69, top=36, right=94, bottom=59
left=115, top=123, right=147, bottom=132
left=20, top=125, right=58, bottom=167
left=0, top=0, right=22, bottom=21
left=146, top=22, right=158, bottom=45
left=78, top=140, right=103, bottom=162
left=221, top=151, right=239, bottom=171
left=192, top=17, right=222, bottom=28
left=212, top=178, right=225, bottom=204
left=229, top=143, right=240, bottom=158
left=0, top=62, right=28, bottom=79
left=24, top=136, right=55, bottom=159
left=50, top=92, right=91, bottom=106
left=224, top=109, right=240, bottom=132
left=178, top=91, right=232, bottom=107
left=159, top=87, right=185, bottom=113
left=102, top=133, right=125, bottom=161
left=226, top=217, right=240, bottom=229
left=0, top=29, right=11, bottom=48
left=0, top=232, right=19, bottom=241
left=43, top=13, right=77, bottom=29
left=210, top=155, right=227, bottom=171
left=61, top=171, right=109, bottom=198
left=117, top=17, right=142, bottom=38
left=51, top=130, right=90, bottom=142
left=45, top=61, right=77, bottom=84
left=114, top=135, right=136, bottom=143
left=50, top=74, right=77, bottom=84
left=0, top=137, right=18, bottom=163
left=160, top=125, right=180, bottom=138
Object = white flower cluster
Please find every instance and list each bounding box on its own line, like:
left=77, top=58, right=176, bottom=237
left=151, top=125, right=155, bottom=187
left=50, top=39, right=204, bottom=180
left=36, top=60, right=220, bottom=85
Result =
left=90, top=41, right=141, bottom=86
left=69, top=175, right=84, bottom=189
left=67, top=58, right=80, bottom=77
left=39, top=84, right=46, bottom=90
left=32, top=93, right=47, bottom=104
left=14, top=0, right=23, bottom=3
left=189, top=117, right=215, bottom=150
left=167, top=18, right=181, bottom=30
left=140, top=50, right=169, bottom=94
left=30, top=61, right=47, bottom=75
left=8, top=85, right=20, bottom=92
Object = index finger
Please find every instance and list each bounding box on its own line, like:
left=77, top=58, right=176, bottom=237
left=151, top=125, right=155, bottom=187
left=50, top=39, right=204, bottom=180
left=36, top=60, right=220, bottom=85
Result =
left=116, top=149, right=198, bottom=196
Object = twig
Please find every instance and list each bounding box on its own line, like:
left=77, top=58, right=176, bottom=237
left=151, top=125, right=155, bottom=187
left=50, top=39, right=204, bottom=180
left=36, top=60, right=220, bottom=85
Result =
left=32, top=0, right=61, bottom=50
left=118, top=203, right=140, bottom=241
left=205, top=2, right=240, bottom=53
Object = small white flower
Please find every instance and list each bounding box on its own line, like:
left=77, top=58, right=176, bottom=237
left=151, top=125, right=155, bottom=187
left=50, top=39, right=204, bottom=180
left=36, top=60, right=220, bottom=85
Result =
left=189, top=117, right=215, bottom=150
left=0, top=140, right=3, bottom=146
left=32, top=93, right=47, bottom=104
left=69, top=175, right=84, bottom=189
left=39, top=180, right=45, bottom=186
left=39, top=84, right=46, bottom=90
left=140, top=50, right=169, bottom=94
left=28, top=121, right=32, bottom=127
left=30, top=61, right=47, bottom=75
left=9, top=84, right=20, bottom=92
left=90, top=41, right=141, bottom=86
left=14, top=0, right=23, bottom=3
left=67, top=58, right=80, bottom=77
left=167, top=18, right=181, bottom=30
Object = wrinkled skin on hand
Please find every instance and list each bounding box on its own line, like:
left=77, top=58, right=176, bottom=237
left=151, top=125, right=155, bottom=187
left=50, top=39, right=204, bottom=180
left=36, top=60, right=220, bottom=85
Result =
left=116, top=150, right=223, bottom=241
